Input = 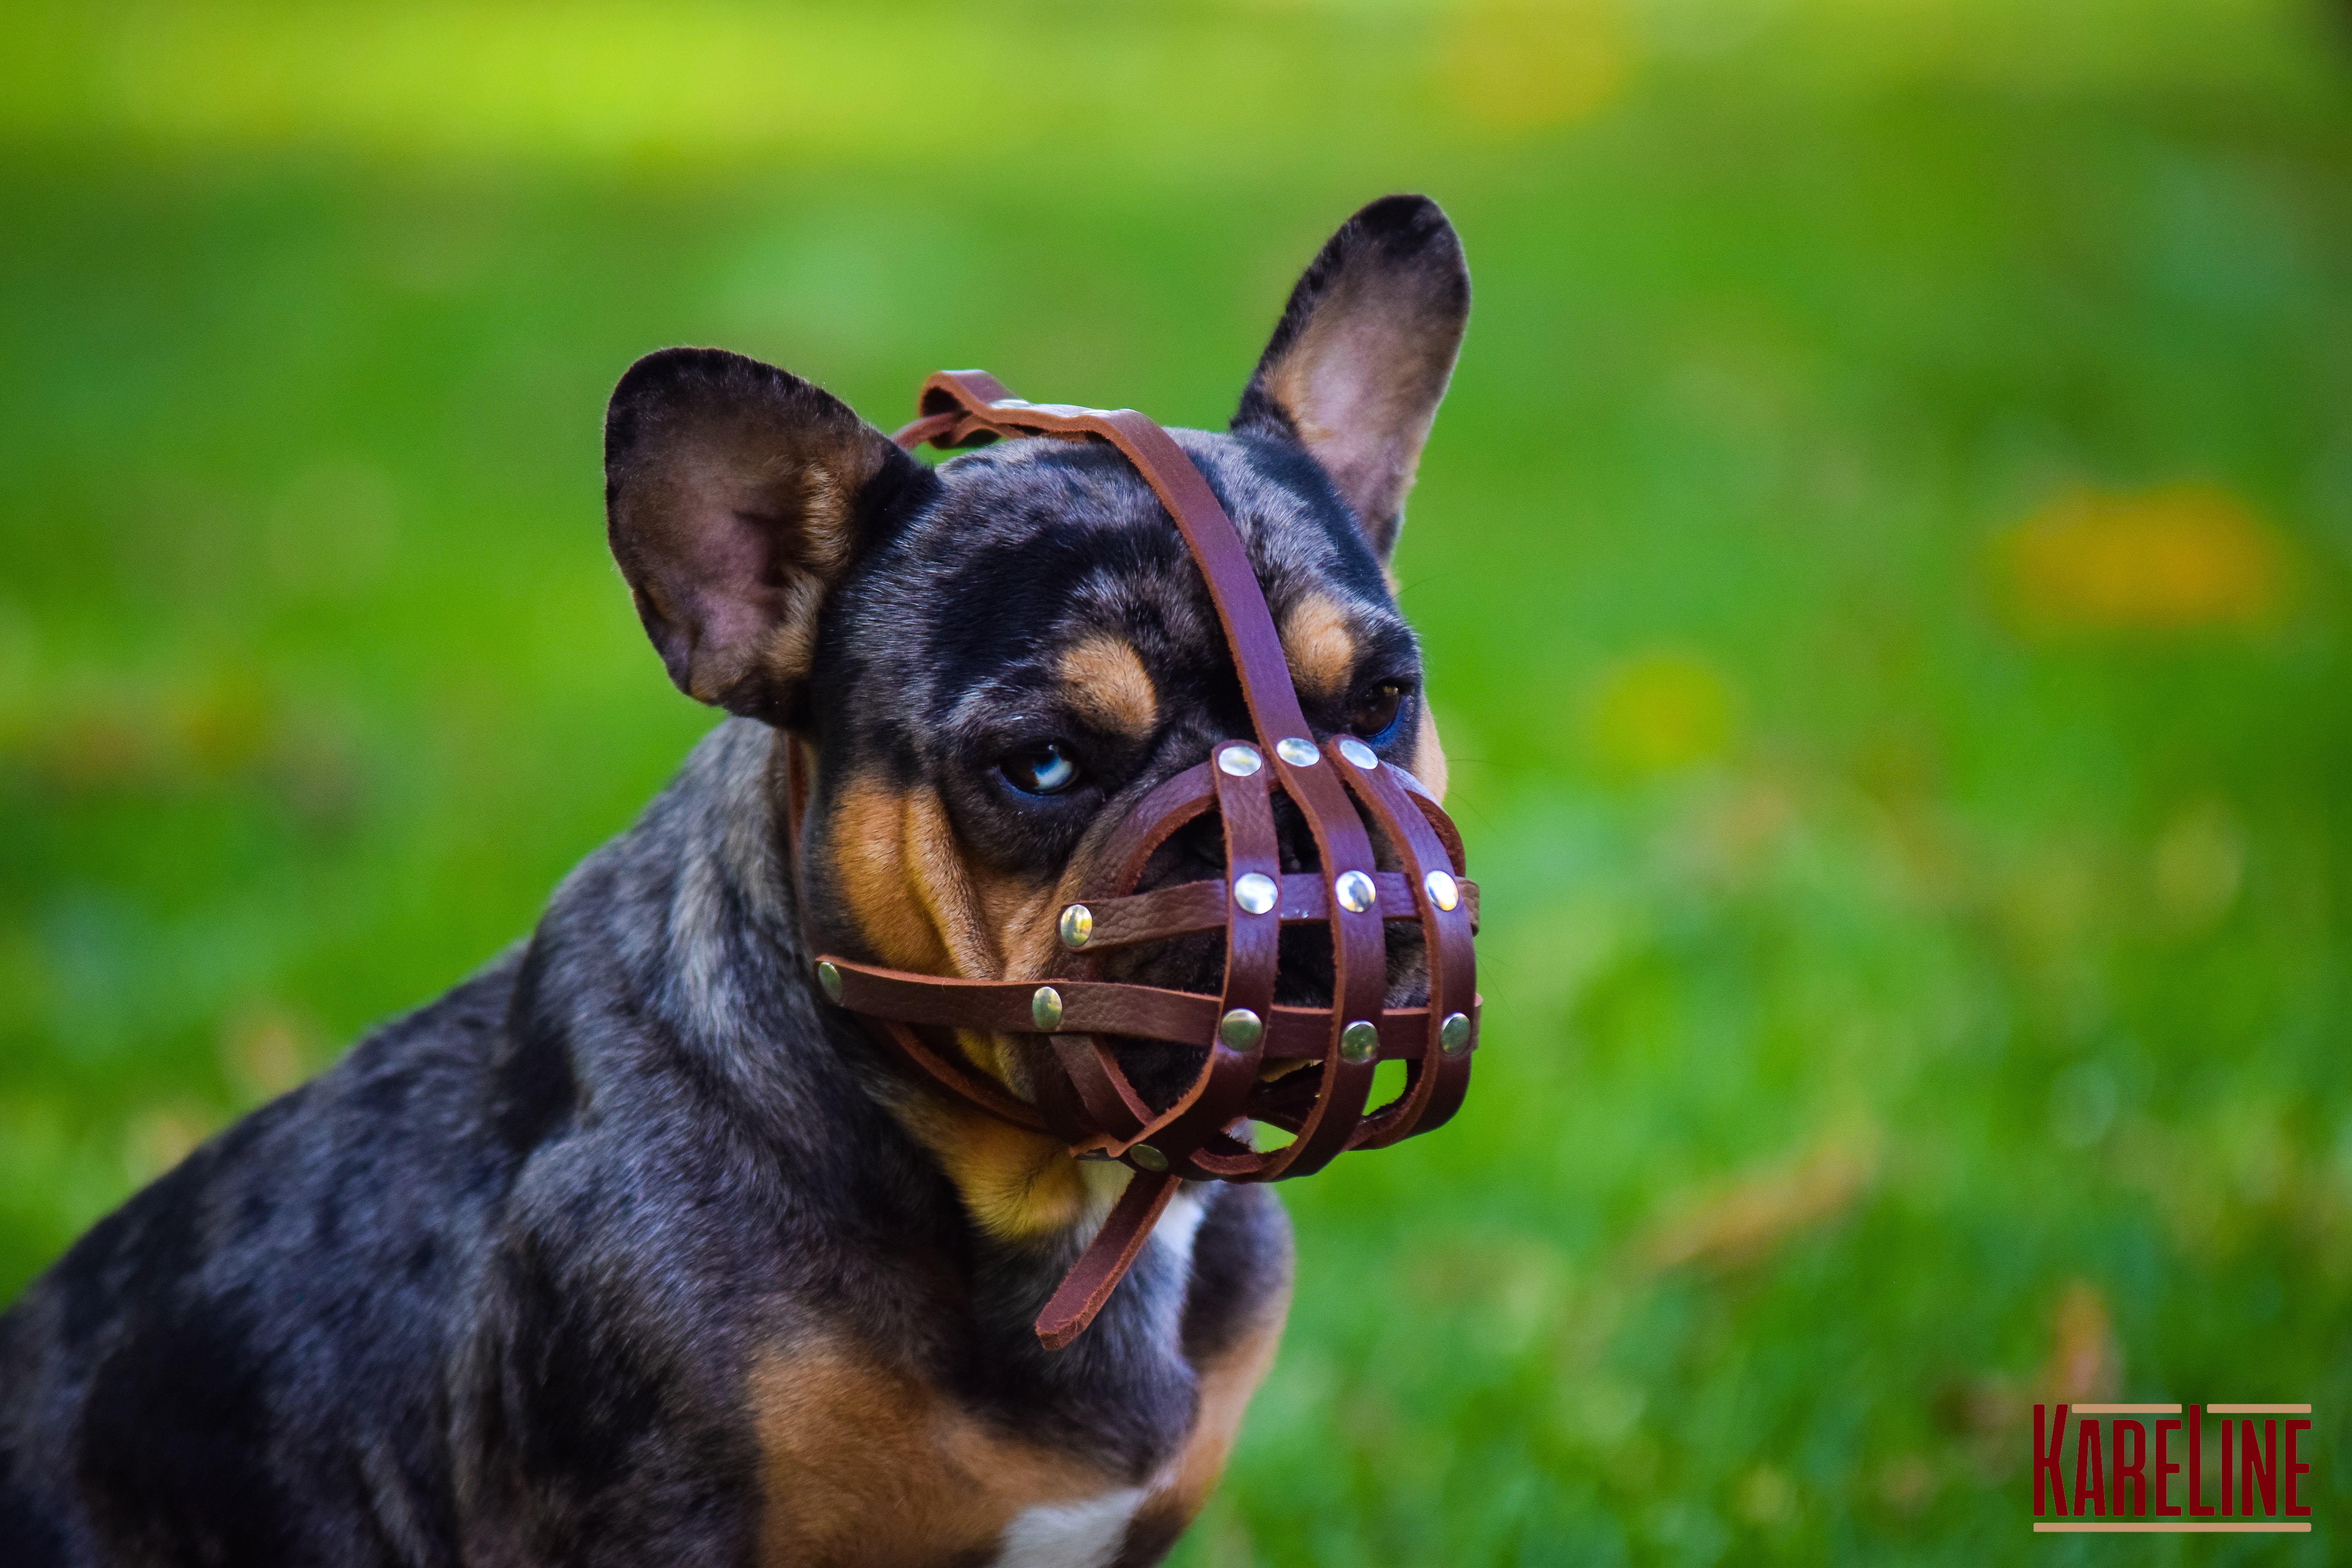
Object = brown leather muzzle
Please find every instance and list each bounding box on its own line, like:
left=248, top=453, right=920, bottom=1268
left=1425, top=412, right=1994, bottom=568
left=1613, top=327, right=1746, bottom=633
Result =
left=799, top=371, right=1479, bottom=1348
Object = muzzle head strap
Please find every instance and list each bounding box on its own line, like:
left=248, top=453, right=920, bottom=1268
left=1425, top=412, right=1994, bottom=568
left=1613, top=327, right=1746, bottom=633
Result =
left=809, top=370, right=1479, bottom=1347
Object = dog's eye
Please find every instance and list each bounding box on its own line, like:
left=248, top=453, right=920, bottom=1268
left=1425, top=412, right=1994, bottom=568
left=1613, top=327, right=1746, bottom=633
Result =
left=1000, top=741, right=1084, bottom=797
left=1348, top=681, right=1408, bottom=744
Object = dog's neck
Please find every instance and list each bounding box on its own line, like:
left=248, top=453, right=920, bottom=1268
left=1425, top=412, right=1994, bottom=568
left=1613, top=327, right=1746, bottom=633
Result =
left=521, top=717, right=1203, bottom=1382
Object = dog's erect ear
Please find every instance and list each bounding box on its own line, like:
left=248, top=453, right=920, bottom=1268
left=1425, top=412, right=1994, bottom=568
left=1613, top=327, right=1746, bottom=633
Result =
left=1233, top=194, right=1470, bottom=563
left=605, top=347, right=920, bottom=726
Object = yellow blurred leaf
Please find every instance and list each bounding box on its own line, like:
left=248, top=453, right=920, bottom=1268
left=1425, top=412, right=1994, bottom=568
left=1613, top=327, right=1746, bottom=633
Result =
left=2150, top=798, right=2244, bottom=933
left=2039, top=1278, right=2122, bottom=1405
left=122, top=1103, right=219, bottom=1186
left=1876, top=1452, right=1937, bottom=1515
left=2000, top=484, right=2287, bottom=633
left=1442, top=0, right=1632, bottom=131
left=1635, top=1128, right=1877, bottom=1273
left=219, top=1002, right=322, bottom=1102
left=1734, top=1463, right=1798, bottom=1526
left=1583, top=648, right=1736, bottom=775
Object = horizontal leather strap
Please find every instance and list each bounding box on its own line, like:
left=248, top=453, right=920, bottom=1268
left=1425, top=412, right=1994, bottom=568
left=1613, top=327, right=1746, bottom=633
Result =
left=824, top=956, right=1477, bottom=1060
left=1069, top=871, right=1480, bottom=951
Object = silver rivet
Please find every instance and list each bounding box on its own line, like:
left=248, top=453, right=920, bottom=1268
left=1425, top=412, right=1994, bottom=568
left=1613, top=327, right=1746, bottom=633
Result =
left=1340, top=1019, right=1379, bottom=1063
left=1218, top=1007, right=1264, bottom=1051
left=1337, top=736, right=1380, bottom=770
left=1334, top=869, right=1377, bottom=914
left=815, top=960, right=844, bottom=1002
left=1031, top=985, right=1064, bottom=1031
left=1275, top=736, right=1320, bottom=768
left=1425, top=869, right=1461, bottom=912
left=1058, top=904, right=1094, bottom=949
left=1216, top=743, right=1263, bottom=777
left=1232, top=872, right=1278, bottom=916
left=1440, top=1011, right=1472, bottom=1055
left=1129, top=1143, right=1170, bottom=1173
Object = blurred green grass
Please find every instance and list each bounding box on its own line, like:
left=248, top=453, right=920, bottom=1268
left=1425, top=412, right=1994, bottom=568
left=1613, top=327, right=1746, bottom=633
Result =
left=5, top=1, right=2352, bottom=1561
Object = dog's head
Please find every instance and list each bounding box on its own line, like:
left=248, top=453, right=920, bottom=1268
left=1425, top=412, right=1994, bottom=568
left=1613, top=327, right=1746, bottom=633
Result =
left=604, top=195, right=1468, bottom=1164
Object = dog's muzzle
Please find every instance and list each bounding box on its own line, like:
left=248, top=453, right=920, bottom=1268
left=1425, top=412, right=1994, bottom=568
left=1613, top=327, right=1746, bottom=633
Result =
left=796, top=371, right=1479, bottom=1348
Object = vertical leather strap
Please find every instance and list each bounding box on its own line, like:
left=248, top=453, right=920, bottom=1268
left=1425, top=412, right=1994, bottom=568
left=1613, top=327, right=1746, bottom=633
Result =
left=1034, top=1167, right=1182, bottom=1350
left=1331, top=740, right=1475, bottom=1147
left=1129, top=748, right=1277, bottom=1172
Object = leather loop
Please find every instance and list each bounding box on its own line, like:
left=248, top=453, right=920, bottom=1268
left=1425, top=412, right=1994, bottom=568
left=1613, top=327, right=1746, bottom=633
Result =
left=1101, top=762, right=1218, bottom=893
left=856, top=1016, right=1050, bottom=1133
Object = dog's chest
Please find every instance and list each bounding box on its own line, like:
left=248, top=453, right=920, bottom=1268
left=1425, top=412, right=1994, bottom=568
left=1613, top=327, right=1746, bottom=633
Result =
left=991, top=1490, right=1152, bottom=1568
left=748, top=1195, right=1278, bottom=1568
left=747, top=1336, right=1150, bottom=1568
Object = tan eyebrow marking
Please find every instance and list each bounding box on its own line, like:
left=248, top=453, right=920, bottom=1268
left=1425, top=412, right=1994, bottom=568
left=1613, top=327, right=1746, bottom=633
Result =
left=1056, top=633, right=1159, bottom=739
left=1279, top=590, right=1359, bottom=703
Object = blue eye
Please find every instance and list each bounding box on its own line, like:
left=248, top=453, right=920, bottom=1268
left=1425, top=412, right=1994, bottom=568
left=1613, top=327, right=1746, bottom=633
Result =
left=1350, top=681, right=1409, bottom=746
left=1001, top=741, right=1083, bottom=797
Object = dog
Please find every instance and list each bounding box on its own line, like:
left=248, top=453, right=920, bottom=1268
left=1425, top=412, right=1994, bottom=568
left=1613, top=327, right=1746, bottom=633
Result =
left=0, top=192, right=1470, bottom=1568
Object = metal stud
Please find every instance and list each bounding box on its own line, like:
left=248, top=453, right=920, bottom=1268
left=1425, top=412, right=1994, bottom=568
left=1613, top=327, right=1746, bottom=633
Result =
left=1031, top=985, right=1064, bottom=1031
left=1216, top=742, right=1263, bottom=777
left=815, top=960, right=844, bottom=1002
left=1058, top=904, right=1094, bottom=949
left=1232, top=872, right=1278, bottom=916
left=1440, top=1011, right=1473, bottom=1055
left=1336, top=735, right=1380, bottom=770
left=1334, top=869, right=1377, bottom=914
left=1424, top=869, right=1461, bottom=912
left=1129, top=1143, right=1170, bottom=1173
left=1218, top=1007, right=1264, bottom=1051
left=1340, top=1019, right=1379, bottom=1063
left=1274, top=736, right=1320, bottom=768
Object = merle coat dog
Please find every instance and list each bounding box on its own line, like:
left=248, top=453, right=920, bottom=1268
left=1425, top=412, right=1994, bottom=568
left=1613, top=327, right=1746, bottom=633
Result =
left=0, top=194, right=1470, bottom=1568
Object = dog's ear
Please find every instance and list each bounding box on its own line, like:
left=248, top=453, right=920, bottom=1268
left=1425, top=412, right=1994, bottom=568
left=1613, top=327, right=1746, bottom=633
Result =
left=605, top=347, right=920, bottom=727
left=1233, top=194, right=1470, bottom=563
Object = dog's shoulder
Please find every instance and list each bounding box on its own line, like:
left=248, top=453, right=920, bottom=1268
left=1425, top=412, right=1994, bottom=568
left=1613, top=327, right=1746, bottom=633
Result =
left=0, top=958, right=526, bottom=1563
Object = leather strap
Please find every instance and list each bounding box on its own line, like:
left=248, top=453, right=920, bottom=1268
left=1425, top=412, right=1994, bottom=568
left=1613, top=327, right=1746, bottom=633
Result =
left=827, top=959, right=1473, bottom=1059
left=1336, top=737, right=1475, bottom=1149
left=1067, top=871, right=1477, bottom=951
left=1034, top=1166, right=1181, bottom=1351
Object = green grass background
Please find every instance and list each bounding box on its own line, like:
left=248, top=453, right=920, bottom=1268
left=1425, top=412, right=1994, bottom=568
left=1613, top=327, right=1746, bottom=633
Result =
left=4, top=1, right=2350, bottom=1561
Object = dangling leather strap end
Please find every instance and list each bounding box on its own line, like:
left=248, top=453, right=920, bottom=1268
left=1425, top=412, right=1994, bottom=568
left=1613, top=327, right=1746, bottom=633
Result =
left=1033, top=1166, right=1183, bottom=1350
left=890, top=410, right=962, bottom=451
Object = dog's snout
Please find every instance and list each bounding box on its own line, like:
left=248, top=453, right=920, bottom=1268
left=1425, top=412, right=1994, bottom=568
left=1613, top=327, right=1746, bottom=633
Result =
left=1152, top=780, right=1331, bottom=884
left=1103, top=760, right=1428, bottom=1014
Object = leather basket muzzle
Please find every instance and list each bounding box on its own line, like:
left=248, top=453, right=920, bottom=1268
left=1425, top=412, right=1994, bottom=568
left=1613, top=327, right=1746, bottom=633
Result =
left=802, top=371, right=1479, bottom=1348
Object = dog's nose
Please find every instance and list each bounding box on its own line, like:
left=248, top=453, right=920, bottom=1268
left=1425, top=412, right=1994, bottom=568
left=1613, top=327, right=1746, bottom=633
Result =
left=1167, top=806, right=1227, bottom=879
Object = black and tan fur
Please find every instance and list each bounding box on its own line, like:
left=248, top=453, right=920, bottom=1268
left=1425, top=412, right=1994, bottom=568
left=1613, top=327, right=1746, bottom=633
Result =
left=0, top=194, right=1470, bottom=1568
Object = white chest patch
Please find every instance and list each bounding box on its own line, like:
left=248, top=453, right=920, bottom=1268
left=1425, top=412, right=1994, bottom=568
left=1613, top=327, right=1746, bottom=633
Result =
left=991, top=1487, right=1147, bottom=1568
left=1152, top=1188, right=1207, bottom=1270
